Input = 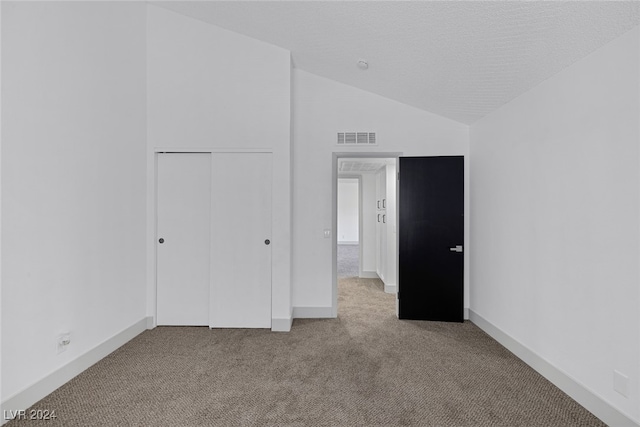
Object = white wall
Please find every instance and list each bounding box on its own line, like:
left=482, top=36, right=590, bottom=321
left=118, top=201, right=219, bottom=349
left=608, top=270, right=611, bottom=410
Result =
left=361, top=174, right=377, bottom=275
left=0, top=0, right=4, bottom=409
left=385, top=162, right=397, bottom=289
left=337, top=179, right=359, bottom=243
left=470, top=27, right=640, bottom=424
left=146, top=5, right=292, bottom=328
left=1, top=1, right=147, bottom=400
left=292, top=69, right=469, bottom=311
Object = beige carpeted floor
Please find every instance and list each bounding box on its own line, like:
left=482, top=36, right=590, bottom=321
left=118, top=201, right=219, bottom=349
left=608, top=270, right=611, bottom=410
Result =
left=337, top=244, right=359, bottom=278
left=7, top=277, right=604, bottom=426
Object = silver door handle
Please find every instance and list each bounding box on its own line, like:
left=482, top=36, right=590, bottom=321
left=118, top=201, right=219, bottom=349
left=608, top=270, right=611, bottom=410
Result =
left=449, top=245, right=463, bottom=252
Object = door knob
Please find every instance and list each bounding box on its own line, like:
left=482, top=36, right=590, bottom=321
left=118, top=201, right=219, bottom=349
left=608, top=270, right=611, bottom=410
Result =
left=159, top=238, right=165, bottom=244
left=265, top=239, right=270, bottom=245
left=449, top=245, right=462, bottom=252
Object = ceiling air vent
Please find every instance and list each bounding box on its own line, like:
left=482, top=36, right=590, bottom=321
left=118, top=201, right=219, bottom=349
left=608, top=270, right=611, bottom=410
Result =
left=337, top=132, right=377, bottom=146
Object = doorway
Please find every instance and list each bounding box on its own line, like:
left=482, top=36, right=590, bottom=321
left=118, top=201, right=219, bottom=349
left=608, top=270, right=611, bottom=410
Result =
left=332, top=153, right=466, bottom=322
left=333, top=154, right=400, bottom=316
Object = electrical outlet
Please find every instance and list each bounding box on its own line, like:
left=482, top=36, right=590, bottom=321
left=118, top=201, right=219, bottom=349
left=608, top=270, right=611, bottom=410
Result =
left=613, top=370, right=629, bottom=398
left=57, top=332, right=71, bottom=354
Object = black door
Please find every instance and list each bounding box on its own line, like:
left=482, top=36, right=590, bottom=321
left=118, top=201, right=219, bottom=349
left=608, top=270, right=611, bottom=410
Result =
left=399, top=156, right=464, bottom=322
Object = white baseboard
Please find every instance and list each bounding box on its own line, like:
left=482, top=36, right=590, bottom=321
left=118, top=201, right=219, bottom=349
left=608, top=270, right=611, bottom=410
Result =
left=338, top=241, right=359, bottom=245
left=1, top=317, right=151, bottom=425
left=271, top=316, right=292, bottom=332
left=463, top=308, right=469, bottom=320
left=146, top=316, right=155, bottom=330
left=359, top=271, right=379, bottom=279
left=292, top=306, right=334, bottom=319
left=469, top=310, right=639, bottom=427
left=384, top=283, right=397, bottom=294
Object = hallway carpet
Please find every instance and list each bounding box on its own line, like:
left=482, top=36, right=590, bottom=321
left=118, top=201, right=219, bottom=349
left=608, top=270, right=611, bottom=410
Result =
left=8, top=278, right=604, bottom=426
left=337, top=244, right=359, bottom=278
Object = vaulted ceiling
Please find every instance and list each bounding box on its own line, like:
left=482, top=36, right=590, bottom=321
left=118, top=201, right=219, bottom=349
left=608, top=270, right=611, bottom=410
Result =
left=154, top=1, right=639, bottom=125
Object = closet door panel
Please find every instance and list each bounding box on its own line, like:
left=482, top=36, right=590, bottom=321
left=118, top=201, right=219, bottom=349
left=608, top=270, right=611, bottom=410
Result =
left=210, top=153, right=272, bottom=328
left=156, top=153, right=211, bottom=326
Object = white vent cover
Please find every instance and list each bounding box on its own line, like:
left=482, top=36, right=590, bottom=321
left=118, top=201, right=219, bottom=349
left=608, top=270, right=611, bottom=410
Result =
left=337, top=132, right=376, bottom=145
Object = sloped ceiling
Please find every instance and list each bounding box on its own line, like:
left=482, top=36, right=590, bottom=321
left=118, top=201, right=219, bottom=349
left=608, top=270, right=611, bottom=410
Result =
left=153, top=1, right=639, bottom=125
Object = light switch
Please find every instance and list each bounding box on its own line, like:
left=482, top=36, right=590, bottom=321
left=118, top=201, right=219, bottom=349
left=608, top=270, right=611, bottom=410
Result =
left=323, top=229, right=331, bottom=238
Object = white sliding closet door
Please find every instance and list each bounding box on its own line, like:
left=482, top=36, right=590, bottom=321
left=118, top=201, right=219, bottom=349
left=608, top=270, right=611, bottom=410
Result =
left=210, top=153, right=272, bottom=328
left=156, top=153, right=211, bottom=326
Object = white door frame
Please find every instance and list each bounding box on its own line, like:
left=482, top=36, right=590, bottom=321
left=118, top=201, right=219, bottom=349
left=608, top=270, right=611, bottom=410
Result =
left=331, top=152, right=402, bottom=317
left=149, top=148, right=273, bottom=328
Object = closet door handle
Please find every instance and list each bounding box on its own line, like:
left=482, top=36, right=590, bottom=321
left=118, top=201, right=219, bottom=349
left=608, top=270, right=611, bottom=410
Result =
left=377, top=200, right=380, bottom=209
left=383, top=214, right=386, bottom=223
left=382, top=199, right=386, bottom=208
left=377, top=214, right=381, bottom=223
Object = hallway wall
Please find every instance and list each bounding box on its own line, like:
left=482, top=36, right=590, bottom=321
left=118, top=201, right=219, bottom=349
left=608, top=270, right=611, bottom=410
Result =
left=337, top=179, right=359, bottom=244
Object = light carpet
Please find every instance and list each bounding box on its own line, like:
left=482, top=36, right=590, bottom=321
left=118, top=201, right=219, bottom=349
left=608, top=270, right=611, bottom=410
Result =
left=337, top=244, right=359, bottom=278
left=7, top=277, right=604, bottom=426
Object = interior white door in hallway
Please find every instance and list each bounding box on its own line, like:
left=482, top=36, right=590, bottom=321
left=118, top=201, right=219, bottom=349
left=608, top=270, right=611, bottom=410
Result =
left=156, top=153, right=211, bottom=325
left=210, top=153, right=272, bottom=328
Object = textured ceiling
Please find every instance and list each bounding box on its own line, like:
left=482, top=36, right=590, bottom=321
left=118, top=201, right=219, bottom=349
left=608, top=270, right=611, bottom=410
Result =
left=153, top=1, right=639, bottom=124
left=338, top=158, right=390, bottom=174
